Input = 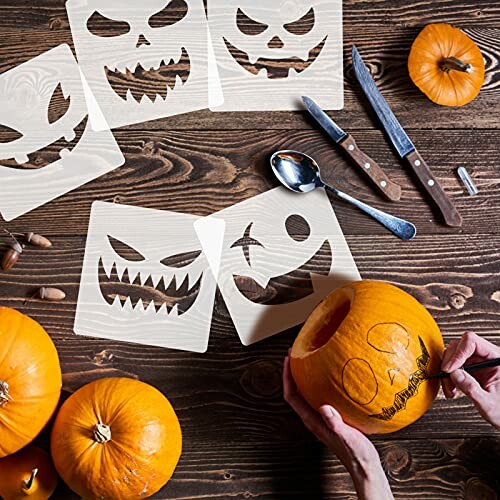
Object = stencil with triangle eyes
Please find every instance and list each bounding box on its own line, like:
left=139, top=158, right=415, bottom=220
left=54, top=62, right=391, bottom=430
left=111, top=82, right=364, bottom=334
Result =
left=74, top=201, right=224, bottom=353
left=0, top=44, right=124, bottom=222
left=66, top=0, right=222, bottom=130
left=196, top=187, right=360, bottom=346
left=208, top=0, right=343, bottom=111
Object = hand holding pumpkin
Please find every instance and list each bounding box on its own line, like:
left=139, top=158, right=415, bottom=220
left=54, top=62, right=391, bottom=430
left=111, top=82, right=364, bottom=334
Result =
left=441, top=332, right=500, bottom=429
left=283, top=355, right=394, bottom=500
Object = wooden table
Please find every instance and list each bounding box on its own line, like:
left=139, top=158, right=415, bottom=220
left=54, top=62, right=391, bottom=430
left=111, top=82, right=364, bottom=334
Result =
left=1, top=1, right=499, bottom=498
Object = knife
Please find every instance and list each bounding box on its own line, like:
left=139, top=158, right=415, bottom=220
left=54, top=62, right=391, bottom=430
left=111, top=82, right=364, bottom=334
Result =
left=302, top=96, right=401, bottom=201
left=351, top=46, right=463, bottom=227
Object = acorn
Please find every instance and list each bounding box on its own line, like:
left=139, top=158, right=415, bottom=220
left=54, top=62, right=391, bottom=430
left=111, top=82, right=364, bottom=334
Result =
left=37, top=287, right=66, bottom=301
left=25, top=232, right=52, bottom=248
left=1, top=241, right=23, bottom=271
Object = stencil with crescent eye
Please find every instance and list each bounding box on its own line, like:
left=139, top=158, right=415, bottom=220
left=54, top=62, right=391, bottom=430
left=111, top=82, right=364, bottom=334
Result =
left=196, top=187, right=360, bottom=345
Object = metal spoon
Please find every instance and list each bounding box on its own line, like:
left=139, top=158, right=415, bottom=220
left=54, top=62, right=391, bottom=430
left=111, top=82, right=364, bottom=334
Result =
left=270, top=150, right=417, bottom=241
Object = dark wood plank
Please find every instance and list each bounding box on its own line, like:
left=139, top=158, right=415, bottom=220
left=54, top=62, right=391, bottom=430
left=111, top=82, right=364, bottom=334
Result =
left=0, top=129, right=498, bottom=233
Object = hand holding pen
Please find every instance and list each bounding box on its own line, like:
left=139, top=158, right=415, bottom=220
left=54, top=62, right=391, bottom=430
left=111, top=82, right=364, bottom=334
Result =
left=440, top=332, right=500, bottom=429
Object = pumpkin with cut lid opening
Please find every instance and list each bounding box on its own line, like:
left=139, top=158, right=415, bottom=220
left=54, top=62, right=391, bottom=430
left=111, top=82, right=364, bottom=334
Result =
left=408, top=23, right=485, bottom=106
left=50, top=377, right=182, bottom=500
left=0, top=445, right=58, bottom=500
left=290, top=281, right=444, bottom=434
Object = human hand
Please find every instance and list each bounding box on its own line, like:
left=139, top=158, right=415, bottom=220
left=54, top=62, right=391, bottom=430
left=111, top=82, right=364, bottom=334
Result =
left=441, top=332, right=500, bottom=429
left=283, top=353, right=393, bottom=500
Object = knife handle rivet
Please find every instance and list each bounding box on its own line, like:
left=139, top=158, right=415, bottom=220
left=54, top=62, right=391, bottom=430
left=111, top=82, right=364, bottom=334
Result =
left=364, top=162, right=371, bottom=169
left=348, top=144, right=355, bottom=151
left=380, top=181, right=387, bottom=188
left=428, top=179, right=435, bottom=187
left=414, top=159, right=422, bottom=167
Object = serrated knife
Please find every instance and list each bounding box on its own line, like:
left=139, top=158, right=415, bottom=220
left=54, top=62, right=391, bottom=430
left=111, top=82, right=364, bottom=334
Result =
left=352, top=46, right=462, bottom=227
left=302, top=96, right=401, bottom=201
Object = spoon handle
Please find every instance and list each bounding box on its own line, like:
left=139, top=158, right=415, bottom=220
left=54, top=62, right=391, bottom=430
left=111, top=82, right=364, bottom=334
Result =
left=323, top=185, right=417, bottom=240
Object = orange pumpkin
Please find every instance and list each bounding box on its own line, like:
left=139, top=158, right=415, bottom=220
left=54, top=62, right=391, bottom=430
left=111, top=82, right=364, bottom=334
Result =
left=290, top=281, right=444, bottom=434
left=408, top=23, right=485, bottom=106
left=0, top=308, right=62, bottom=457
left=0, top=445, right=58, bottom=499
left=50, top=378, right=182, bottom=499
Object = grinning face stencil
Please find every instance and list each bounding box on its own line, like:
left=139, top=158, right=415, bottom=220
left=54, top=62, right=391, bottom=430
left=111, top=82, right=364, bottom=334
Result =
left=208, top=0, right=343, bottom=111
left=74, top=201, right=224, bottom=353
left=0, top=44, right=124, bottom=221
left=196, top=187, right=360, bottom=345
left=66, top=0, right=218, bottom=130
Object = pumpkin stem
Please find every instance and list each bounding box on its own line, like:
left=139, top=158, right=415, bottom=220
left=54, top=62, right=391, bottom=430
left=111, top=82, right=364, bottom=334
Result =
left=93, top=423, right=112, bottom=443
left=440, top=57, right=473, bottom=74
left=0, top=380, right=9, bottom=407
left=22, top=468, right=38, bottom=492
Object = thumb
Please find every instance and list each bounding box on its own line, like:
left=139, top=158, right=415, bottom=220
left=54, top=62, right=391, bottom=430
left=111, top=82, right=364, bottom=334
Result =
left=450, top=370, right=488, bottom=410
left=319, top=405, right=343, bottom=433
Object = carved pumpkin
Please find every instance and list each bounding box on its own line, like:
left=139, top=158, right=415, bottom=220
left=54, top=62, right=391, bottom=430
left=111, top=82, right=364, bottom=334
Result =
left=0, top=307, right=62, bottom=457
left=50, top=377, right=182, bottom=499
left=408, top=23, right=485, bottom=106
left=0, top=445, right=58, bottom=500
left=290, top=281, right=444, bottom=434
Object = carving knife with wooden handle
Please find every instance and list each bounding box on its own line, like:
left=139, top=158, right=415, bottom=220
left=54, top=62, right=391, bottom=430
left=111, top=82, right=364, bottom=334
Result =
left=351, top=46, right=463, bottom=227
left=302, top=96, right=402, bottom=201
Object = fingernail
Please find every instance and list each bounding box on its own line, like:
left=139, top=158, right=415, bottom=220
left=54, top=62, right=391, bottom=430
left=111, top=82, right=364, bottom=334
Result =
left=320, top=405, right=334, bottom=418
left=452, top=370, right=465, bottom=383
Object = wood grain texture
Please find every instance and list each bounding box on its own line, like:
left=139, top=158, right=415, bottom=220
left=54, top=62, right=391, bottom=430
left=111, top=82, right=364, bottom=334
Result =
left=0, top=0, right=499, bottom=498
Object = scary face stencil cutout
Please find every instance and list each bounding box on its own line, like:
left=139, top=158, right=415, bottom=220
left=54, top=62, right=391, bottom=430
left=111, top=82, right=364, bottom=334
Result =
left=0, top=44, right=124, bottom=221
left=74, top=202, right=224, bottom=353
left=66, top=0, right=217, bottom=130
left=196, top=187, right=360, bottom=345
left=208, top=0, right=343, bottom=111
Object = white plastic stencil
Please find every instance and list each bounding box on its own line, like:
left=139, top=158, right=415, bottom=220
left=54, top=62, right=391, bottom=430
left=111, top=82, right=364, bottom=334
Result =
left=0, top=44, right=124, bottom=221
left=66, top=0, right=219, bottom=130
left=197, top=187, right=360, bottom=345
left=208, top=0, right=343, bottom=111
left=74, top=201, right=224, bottom=353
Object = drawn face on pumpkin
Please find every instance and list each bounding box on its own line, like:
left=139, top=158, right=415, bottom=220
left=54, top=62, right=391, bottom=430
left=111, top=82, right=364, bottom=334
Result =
left=66, top=0, right=212, bottom=130
left=74, top=202, right=223, bottom=353
left=197, top=187, right=360, bottom=345
left=0, top=44, right=124, bottom=221
left=208, top=0, right=343, bottom=111
left=341, top=323, right=431, bottom=422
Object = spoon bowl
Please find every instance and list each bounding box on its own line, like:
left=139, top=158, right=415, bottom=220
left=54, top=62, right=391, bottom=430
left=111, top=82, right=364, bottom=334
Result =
left=270, top=150, right=320, bottom=193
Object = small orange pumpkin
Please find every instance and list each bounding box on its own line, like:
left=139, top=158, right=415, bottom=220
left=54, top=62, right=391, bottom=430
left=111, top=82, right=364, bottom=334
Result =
left=0, top=445, right=58, bottom=500
left=290, top=281, right=444, bottom=434
left=0, top=308, right=62, bottom=457
left=408, top=23, right=485, bottom=106
left=50, top=377, right=182, bottom=500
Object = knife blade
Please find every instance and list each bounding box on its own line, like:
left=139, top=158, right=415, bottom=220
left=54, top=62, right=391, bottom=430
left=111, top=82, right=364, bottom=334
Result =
left=351, top=46, right=462, bottom=227
left=302, top=96, right=401, bottom=201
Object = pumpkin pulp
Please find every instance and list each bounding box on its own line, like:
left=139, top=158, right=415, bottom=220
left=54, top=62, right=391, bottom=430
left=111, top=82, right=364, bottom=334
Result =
left=0, top=380, right=9, bottom=406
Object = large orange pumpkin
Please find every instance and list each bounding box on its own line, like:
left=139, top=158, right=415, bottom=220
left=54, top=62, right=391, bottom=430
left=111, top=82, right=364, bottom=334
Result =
left=0, top=307, right=62, bottom=457
left=290, top=281, right=444, bottom=434
left=50, top=377, right=182, bottom=499
left=0, top=445, right=58, bottom=499
left=408, top=23, right=485, bottom=106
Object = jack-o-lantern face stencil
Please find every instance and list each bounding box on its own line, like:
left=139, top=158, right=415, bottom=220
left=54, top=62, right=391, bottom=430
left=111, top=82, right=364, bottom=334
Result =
left=0, top=44, right=124, bottom=221
left=196, top=187, right=360, bottom=345
left=74, top=201, right=224, bottom=353
left=208, top=0, right=343, bottom=111
left=66, top=0, right=216, bottom=130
